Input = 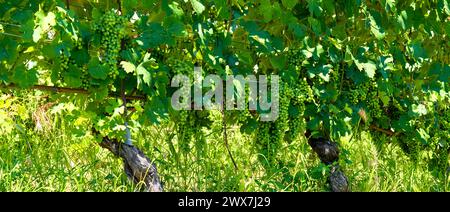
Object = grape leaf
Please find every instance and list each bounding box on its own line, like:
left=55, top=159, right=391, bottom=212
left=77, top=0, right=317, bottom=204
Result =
left=0, top=37, right=18, bottom=63
left=439, top=65, right=450, bottom=82
left=63, top=64, right=82, bottom=88
left=416, top=128, right=430, bottom=145
left=378, top=56, right=394, bottom=79
left=138, top=23, right=174, bottom=48
left=289, top=23, right=306, bottom=39
left=412, top=104, right=427, bottom=116
left=384, top=0, right=396, bottom=12
left=368, top=10, right=386, bottom=39
left=307, top=0, right=323, bottom=17
left=409, top=42, right=427, bottom=60
left=260, top=0, right=274, bottom=22
left=33, top=10, right=56, bottom=42
left=123, top=0, right=138, bottom=15
left=270, top=55, right=287, bottom=70
left=144, top=97, right=167, bottom=124
left=120, top=61, right=136, bottom=74
left=190, top=0, right=205, bottom=14
left=71, top=49, right=89, bottom=65
left=359, top=61, right=377, bottom=78
left=90, top=86, right=109, bottom=102
left=168, top=1, right=184, bottom=17
left=164, top=16, right=185, bottom=37
left=88, top=58, right=108, bottom=80
left=308, top=17, right=322, bottom=35
left=12, top=65, right=38, bottom=88
left=137, top=65, right=151, bottom=86
left=282, top=0, right=298, bottom=10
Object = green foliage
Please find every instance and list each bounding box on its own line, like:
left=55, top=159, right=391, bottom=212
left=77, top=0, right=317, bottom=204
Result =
left=1, top=0, right=450, bottom=189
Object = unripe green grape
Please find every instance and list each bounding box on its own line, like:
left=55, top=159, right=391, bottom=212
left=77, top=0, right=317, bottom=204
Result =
left=167, top=56, right=194, bottom=78
left=286, top=79, right=309, bottom=142
left=76, top=39, right=83, bottom=50
left=256, top=122, right=271, bottom=150
left=349, top=89, right=360, bottom=105
left=287, top=114, right=304, bottom=142
left=60, top=53, right=70, bottom=71
left=176, top=110, right=204, bottom=154
left=272, top=81, right=289, bottom=143
left=95, top=10, right=127, bottom=80
left=291, top=78, right=313, bottom=104
left=80, top=66, right=90, bottom=90
left=287, top=47, right=303, bottom=71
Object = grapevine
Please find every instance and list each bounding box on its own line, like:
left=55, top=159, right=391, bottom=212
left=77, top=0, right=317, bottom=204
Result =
left=1, top=0, right=450, bottom=192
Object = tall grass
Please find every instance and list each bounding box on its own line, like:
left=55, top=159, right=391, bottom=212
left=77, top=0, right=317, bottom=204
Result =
left=0, top=91, right=448, bottom=191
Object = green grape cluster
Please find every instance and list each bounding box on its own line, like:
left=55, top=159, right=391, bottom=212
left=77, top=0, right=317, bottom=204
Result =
left=75, top=39, right=83, bottom=50
left=364, top=82, right=383, bottom=119
left=349, top=82, right=383, bottom=119
left=255, top=79, right=302, bottom=166
left=80, top=67, right=90, bottom=90
left=208, top=5, right=218, bottom=20
left=255, top=78, right=314, bottom=164
left=349, top=82, right=369, bottom=105
left=176, top=110, right=204, bottom=154
left=51, top=52, right=70, bottom=86
left=166, top=56, right=193, bottom=106
left=255, top=121, right=273, bottom=164
left=291, top=78, right=313, bottom=104
left=287, top=114, right=303, bottom=142
left=59, top=53, right=70, bottom=71
left=272, top=81, right=290, bottom=144
left=57, top=49, right=91, bottom=89
left=348, top=90, right=359, bottom=105
left=167, top=56, right=194, bottom=77
left=286, top=78, right=312, bottom=142
left=237, top=86, right=254, bottom=123
left=178, top=111, right=193, bottom=153
left=287, top=47, right=304, bottom=71
left=332, top=64, right=341, bottom=82
left=93, top=10, right=127, bottom=79
left=367, top=90, right=383, bottom=119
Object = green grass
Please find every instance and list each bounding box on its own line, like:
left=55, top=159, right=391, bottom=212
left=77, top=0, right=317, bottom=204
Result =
left=0, top=91, right=449, bottom=191
left=341, top=132, right=450, bottom=191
